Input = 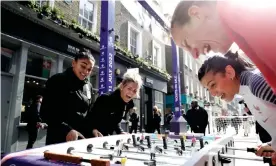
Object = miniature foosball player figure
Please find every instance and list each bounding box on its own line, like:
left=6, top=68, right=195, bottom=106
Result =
left=85, top=70, right=143, bottom=137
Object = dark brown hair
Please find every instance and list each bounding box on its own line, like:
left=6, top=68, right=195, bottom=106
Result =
left=74, top=48, right=95, bottom=62
left=198, top=51, right=255, bottom=81
left=171, top=1, right=215, bottom=28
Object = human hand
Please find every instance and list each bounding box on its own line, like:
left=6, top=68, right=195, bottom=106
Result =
left=36, top=122, right=42, bottom=128
left=66, top=130, right=85, bottom=142
left=256, top=143, right=275, bottom=157
left=92, top=129, right=103, bottom=137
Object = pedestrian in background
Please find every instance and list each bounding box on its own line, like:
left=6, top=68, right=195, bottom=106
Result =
left=129, top=107, right=139, bottom=134
left=152, top=106, right=161, bottom=134
left=185, top=101, right=208, bottom=135
left=26, top=95, right=43, bottom=149
left=164, top=108, right=173, bottom=130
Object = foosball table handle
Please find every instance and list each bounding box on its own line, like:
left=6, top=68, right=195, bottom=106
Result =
left=44, top=150, right=110, bottom=165
left=44, top=150, right=84, bottom=164
left=247, top=148, right=275, bottom=153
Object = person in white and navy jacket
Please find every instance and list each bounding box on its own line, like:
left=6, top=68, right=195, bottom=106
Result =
left=197, top=51, right=276, bottom=165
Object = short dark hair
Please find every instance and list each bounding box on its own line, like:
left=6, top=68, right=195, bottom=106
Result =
left=34, top=95, right=43, bottom=101
left=171, top=1, right=215, bottom=28
left=74, top=48, right=95, bottom=62
left=198, top=51, right=255, bottom=81
left=191, top=101, right=198, bottom=104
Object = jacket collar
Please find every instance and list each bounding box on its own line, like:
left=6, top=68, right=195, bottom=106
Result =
left=64, top=67, right=88, bottom=86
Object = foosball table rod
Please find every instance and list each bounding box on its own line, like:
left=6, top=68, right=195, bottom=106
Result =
left=121, top=144, right=190, bottom=158
left=66, top=146, right=181, bottom=166
left=226, top=147, right=274, bottom=153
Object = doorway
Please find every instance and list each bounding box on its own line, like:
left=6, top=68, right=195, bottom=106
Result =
left=144, top=87, right=153, bottom=133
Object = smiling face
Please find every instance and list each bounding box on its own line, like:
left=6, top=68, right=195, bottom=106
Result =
left=200, top=66, right=240, bottom=102
left=72, top=58, right=94, bottom=80
left=171, top=4, right=233, bottom=58
left=120, top=82, right=139, bottom=103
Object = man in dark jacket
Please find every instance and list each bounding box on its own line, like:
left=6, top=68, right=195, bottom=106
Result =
left=165, top=109, right=173, bottom=130
left=129, top=107, right=139, bottom=133
left=185, top=101, right=208, bottom=135
left=26, top=95, right=43, bottom=149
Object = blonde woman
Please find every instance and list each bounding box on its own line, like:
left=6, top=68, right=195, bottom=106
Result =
left=85, top=70, right=143, bottom=137
left=152, top=106, right=161, bottom=134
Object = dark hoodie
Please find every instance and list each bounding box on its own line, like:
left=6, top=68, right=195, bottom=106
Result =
left=40, top=67, right=93, bottom=145
left=85, top=89, right=134, bottom=137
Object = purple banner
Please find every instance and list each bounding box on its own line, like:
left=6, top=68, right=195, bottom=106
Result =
left=171, top=38, right=182, bottom=118
left=99, top=0, right=115, bottom=95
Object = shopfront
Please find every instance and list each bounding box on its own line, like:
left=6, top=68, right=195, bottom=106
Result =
left=1, top=3, right=168, bottom=152
left=1, top=4, right=101, bottom=152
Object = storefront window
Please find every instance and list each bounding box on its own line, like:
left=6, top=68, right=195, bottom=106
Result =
left=26, top=51, right=55, bottom=79
left=155, top=91, right=164, bottom=125
left=22, top=51, right=56, bottom=123
left=63, top=58, right=72, bottom=72
left=1, top=47, right=14, bottom=73
left=21, top=76, right=47, bottom=123
left=133, top=98, right=141, bottom=122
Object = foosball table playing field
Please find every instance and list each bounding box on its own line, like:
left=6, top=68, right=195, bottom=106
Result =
left=1, top=132, right=273, bottom=166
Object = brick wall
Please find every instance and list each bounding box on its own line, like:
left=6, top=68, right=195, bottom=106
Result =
left=114, top=2, right=138, bottom=49
left=54, top=1, right=79, bottom=23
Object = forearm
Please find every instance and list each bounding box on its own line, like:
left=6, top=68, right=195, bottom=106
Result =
left=115, top=123, right=124, bottom=134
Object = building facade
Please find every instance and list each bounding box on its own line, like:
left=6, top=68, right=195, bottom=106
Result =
left=1, top=0, right=169, bottom=153
left=165, top=47, right=210, bottom=112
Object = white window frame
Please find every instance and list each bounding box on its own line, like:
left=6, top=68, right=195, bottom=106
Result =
left=155, top=91, right=164, bottom=125
left=183, top=50, right=188, bottom=67
left=127, top=21, right=142, bottom=57
left=189, top=54, right=193, bottom=71
left=36, top=0, right=55, bottom=8
left=185, top=75, right=189, bottom=93
left=200, top=86, right=203, bottom=98
left=152, top=40, right=162, bottom=68
left=78, top=0, right=98, bottom=33
left=195, top=63, right=198, bottom=75
left=190, top=79, right=194, bottom=94
left=196, top=83, right=200, bottom=97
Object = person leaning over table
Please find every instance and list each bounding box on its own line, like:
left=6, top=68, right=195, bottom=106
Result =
left=40, top=49, right=95, bottom=145
left=85, top=70, right=143, bottom=137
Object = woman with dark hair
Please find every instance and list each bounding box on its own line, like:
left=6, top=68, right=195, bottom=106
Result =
left=40, top=49, right=95, bottom=145
left=85, top=70, right=143, bottom=137
left=170, top=1, right=276, bottom=94
left=197, top=51, right=276, bottom=164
